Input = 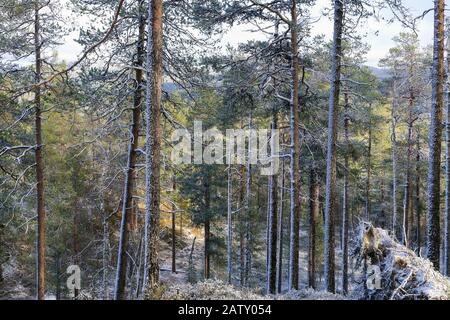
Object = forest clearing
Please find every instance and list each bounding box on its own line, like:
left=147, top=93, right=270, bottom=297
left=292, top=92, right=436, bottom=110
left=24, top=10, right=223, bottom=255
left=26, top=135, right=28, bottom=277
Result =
left=2, top=0, right=450, bottom=302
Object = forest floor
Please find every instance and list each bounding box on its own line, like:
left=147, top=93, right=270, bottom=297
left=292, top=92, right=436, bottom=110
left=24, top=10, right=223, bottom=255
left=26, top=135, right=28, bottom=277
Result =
left=0, top=222, right=356, bottom=300
left=157, top=220, right=356, bottom=300
left=0, top=257, right=32, bottom=299
left=2, top=221, right=450, bottom=300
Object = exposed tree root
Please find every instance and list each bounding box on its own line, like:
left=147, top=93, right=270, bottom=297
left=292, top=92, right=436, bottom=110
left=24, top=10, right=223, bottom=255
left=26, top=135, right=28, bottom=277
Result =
left=353, top=223, right=450, bottom=300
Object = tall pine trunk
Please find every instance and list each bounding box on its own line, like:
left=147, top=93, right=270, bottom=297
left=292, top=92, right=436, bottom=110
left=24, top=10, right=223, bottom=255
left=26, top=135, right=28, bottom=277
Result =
left=239, top=164, right=246, bottom=286
left=227, top=159, right=233, bottom=284
left=114, top=1, right=145, bottom=299
left=342, top=90, right=350, bottom=295
left=415, top=132, right=421, bottom=251
left=444, top=20, right=450, bottom=275
left=365, top=105, right=372, bottom=221
left=391, top=79, right=398, bottom=237
left=426, top=0, right=445, bottom=271
left=143, top=0, right=163, bottom=295
left=102, top=213, right=110, bottom=299
left=288, top=0, right=301, bottom=291
left=34, top=1, right=46, bottom=300
left=73, top=207, right=80, bottom=298
left=244, top=115, right=253, bottom=286
left=267, top=110, right=278, bottom=294
left=276, top=157, right=285, bottom=293
left=204, top=173, right=211, bottom=280
left=403, top=90, right=414, bottom=247
left=308, top=167, right=319, bottom=289
left=324, top=0, right=344, bottom=293
left=172, top=177, right=176, bottom=273
left=380, top=172, right=386, bottom=228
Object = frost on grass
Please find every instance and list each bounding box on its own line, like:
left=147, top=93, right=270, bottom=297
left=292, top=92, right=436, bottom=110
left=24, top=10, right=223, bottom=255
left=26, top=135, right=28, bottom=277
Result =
left=354, top=223, right=450, bottom=300
left=161, top=280, right=265, bottom=300
left=160, top=279, right=347, bottom=300
left=277, top=288, right=346, bottom=300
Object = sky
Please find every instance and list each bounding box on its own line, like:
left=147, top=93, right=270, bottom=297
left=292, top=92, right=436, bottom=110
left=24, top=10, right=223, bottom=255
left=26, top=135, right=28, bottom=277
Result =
left=56, top=0, right=434, bottom=68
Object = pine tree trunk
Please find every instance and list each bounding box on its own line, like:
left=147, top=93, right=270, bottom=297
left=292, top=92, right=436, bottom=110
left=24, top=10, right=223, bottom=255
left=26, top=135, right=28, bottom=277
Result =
left=55, top=255, right=61, bottom=300
left=276, top=158, right=284, bottom=294
left=180, top=211, right=183, bottom=237
left=73, top=207, right=80, bottom=298
left=172, top=177, right=176, bottom=273
left=114, top=1, right=145, bottom=299
left=204, top=174, right=211, bottom=280
left=34, top=1, right=46, bottom=300
left=267, top=110, right=278, bottom=294
left=0, top=225, right=4, bottom=284
left=380, top=172, right=386, bottom=228
left=415, top=133, right=421, bottom=251
left=365, top=105, right=372, bottom=221
left=324, top=0, right=344, bottom=293
left=244, top=115, right=253, bottom=286
left=227, top=160, right=233, bottom=284
left=308, top=167, right=319, bottom=289
left=403, top=90, right=414, bottom=248
left=134, top=227, right=144, bottom=298
left=391, top=80, right=398, bottom=238
left=102, top=211, right=110, bottom=299
left=239, top=164, right=246, bottom=286
left=143, top=0, right=163, bottom=294
left=426, top=0, right=445, bottom=271
left=342, top=90, right=350, bottom=295
left=444, top=21, right=450, bottom=275
left=288, top=0, right=301, bottom=291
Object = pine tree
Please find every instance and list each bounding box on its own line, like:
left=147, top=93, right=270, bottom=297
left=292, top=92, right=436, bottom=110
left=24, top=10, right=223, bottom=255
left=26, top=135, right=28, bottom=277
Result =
left=426, top=0, right=445, bottom=271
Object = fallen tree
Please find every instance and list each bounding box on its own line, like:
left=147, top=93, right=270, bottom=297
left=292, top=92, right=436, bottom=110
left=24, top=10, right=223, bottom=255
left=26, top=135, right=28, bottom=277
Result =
left=353, top=223, right=450, bottom=300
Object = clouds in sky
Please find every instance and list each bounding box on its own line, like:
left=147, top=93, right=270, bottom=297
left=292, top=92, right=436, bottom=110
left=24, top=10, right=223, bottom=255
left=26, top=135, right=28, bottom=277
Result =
left=56, top=0, right=434, bottom=67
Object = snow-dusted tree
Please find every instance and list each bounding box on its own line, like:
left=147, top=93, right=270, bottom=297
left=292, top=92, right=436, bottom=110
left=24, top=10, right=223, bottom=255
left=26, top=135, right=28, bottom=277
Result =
left=114, top=0, right=146, bottom=300
left=143, top=0, right=164, bottom=297
left=426, top=0, right=445, bottom=271
left=0, top=0, right=68, bottom=299
left=323, top=0, right=344, bottom=293
left=444, top=17, right=450, bottom=276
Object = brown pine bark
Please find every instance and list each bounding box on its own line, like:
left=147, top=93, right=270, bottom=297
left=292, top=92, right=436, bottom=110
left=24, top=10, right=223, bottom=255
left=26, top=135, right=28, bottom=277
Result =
left=144, top=0, right=164, bottom=295
left=324, top=0, right=344, bottom=293
left=34, top=1, right=46, bottom=300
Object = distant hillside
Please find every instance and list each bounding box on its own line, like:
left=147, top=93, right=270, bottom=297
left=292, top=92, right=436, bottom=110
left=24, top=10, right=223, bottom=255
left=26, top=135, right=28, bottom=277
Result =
left=368, top=66, right=391, bottom=80
left=163, top=82, right=179, bottom=93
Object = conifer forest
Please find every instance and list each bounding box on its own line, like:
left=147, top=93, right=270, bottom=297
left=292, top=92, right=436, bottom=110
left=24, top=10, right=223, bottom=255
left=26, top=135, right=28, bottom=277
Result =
left=2, top=0, right=450, bottom=302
